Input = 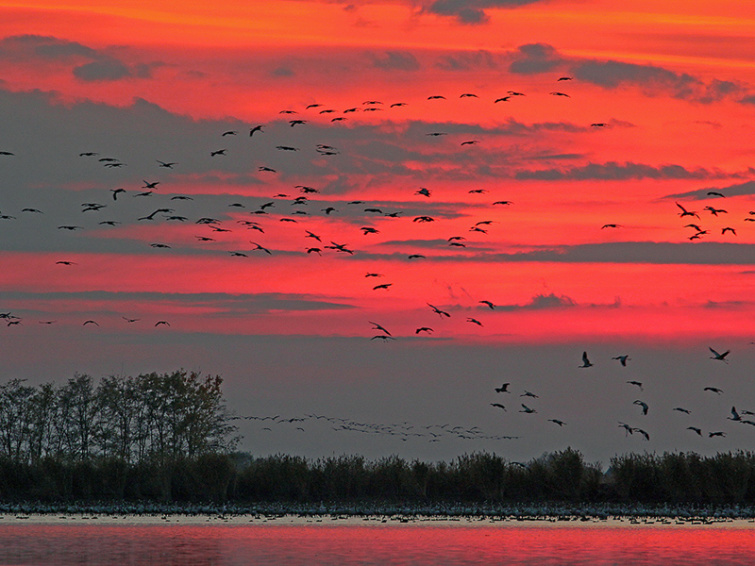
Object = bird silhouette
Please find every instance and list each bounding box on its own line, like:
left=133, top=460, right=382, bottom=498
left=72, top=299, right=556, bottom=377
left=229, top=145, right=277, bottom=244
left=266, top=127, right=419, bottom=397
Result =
left=709, top=347, right=730, bottom=363
left=250, top=242, right=272, bottom=255
left=579, top=351, right=593, bottom=368
left=427, top=303, right=450, bottom=318
left=633, top=428, right=650, bottom=441
left=369, top=322, right=391, bottom=336
left=675, top=202, right=699, bottom=219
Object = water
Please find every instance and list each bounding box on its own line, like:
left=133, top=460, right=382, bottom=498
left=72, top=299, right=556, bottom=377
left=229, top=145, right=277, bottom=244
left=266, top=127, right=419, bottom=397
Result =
left=1, top=518, right=754, bottom=565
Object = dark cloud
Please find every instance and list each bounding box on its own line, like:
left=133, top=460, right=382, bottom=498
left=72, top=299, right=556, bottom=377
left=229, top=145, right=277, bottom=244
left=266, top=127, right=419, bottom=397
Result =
left=73, top=59, right=132, bottom=81
left=497, top=292, right=576, bottom=311
left=704, top=299, right=752, bottom=309
left=271, top=66, right=295, bottom=77
left=739, top=94, right=755, bottom=105
left=435, top=50, right=499, bottom=71
left=572, top=60, right=745, bottom=103
left=508, top=43, right=564, bottom=75
left=426, top=0, right=545, bottom=24
left=2, top=290, right=354, bottom=315
left=503, top=41, right=746, bottom=103
left=574, top=60, right=690, bottom=89
left=323, top=242, right=755, bottom=267
left=368, top=50, right=421, bottom=71
left=530, top=153, right=584, bottom=161
left=0, top=34, right=159, bottom=83
left=132, top=62, right=163, bottom=79
left=73, top=59, right=163, bottom=82
left=497, top=242, right=755, bottom=265
left=0, top=35, right=97, bottom=61
left=515, top=161, right=718, bottom=181
left=663, top=179, right=755, bottom=200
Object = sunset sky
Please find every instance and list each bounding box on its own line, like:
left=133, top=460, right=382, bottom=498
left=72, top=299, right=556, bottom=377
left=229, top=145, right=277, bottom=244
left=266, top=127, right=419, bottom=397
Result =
left=1, top=0, right=753, bottom=463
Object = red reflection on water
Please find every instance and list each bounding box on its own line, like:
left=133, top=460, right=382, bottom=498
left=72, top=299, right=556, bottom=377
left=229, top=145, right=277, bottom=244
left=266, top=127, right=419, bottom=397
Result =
left=1, top=522, right=754, bottom=566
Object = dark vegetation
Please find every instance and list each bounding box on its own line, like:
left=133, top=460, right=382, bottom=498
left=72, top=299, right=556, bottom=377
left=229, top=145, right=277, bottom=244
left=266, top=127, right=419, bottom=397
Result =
left=3, top=374, right=755, bottom=506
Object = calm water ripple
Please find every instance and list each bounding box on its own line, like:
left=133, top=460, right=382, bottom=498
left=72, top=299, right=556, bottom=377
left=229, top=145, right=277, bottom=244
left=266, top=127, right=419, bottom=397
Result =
left=1, top=521, right=754, bottom=565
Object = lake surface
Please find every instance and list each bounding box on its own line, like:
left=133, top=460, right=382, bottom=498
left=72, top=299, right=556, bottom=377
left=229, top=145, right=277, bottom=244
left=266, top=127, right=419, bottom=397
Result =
left=1, top=519, right=754, bottom=565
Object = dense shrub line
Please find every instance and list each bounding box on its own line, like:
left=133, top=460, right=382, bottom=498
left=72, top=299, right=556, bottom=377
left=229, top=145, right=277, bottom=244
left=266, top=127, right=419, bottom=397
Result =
left=4, top=449, right=755, bottom=505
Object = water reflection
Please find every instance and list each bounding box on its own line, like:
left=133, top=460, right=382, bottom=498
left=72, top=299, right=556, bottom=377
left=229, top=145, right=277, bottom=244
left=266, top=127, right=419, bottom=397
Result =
left=1, top=521, right=754, bottom=566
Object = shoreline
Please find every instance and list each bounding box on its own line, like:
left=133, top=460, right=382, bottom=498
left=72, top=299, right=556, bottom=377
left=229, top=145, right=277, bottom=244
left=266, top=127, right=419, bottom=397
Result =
left=1, top=513, right=753, bottom=528
left=2, top=501, right=755, bottom=526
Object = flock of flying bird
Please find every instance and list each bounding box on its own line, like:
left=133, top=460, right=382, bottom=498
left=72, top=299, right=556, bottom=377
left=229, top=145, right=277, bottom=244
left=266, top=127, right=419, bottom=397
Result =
left=230, top=344, right=743, bottom=446
left=234, top=413, right=518, bottom=443
left=484, top=347, right=748, bottom=444
left=1, top=78, right=752, bottom=449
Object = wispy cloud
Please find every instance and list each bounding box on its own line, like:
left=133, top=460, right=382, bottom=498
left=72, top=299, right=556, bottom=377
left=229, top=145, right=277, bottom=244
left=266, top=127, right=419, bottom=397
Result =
left=662, top=180, right=755, bottom=200
left=506, top=42, right=748, bottom=103
left=425, top=0, right=546, bottom=25
left=496, top=292, right=576, bottom=311
left=515, top=162, right=722, bottom=181
left=507, top=43, right=564, bottom=74
left=435, top=50, right=501, bottom=71
left=0, top=34, right=162, bottom=82
left=2, top=290, right=355, bottom=315
left=572, top=60, right=744, bottom=103
left=368, top=50, right=421, bottom=71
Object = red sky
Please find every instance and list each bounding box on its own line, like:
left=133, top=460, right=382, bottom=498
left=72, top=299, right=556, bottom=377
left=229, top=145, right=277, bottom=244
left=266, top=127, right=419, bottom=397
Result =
left=0, top=0, right=753, bottom=461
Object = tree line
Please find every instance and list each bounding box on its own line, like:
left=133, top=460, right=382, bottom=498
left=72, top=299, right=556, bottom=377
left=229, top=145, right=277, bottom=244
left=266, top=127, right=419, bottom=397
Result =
left=2, top=374, right=755, bottom=505
left=0, top=371, right=238, bottom=500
